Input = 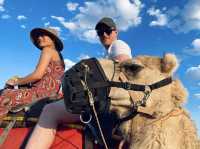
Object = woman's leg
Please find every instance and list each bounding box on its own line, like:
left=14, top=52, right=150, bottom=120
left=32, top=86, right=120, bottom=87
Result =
left=25, top=99, right=80, bottom=149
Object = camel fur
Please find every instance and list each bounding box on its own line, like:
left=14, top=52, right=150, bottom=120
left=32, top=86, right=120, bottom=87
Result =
left=98, top=53, right=199, bottom=149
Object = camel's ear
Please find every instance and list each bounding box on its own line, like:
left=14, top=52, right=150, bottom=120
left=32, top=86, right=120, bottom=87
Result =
left=161, top=53, right=179, bottom=73
left=171, top=79, right=188, bottom=105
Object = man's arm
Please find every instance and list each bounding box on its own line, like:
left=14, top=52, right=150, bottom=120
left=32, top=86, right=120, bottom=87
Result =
left=113, top=54, right=131, bottom=62
left=111, top=40, right=132, bottom=62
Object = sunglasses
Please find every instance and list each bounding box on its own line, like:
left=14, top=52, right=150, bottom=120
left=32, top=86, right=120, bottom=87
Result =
left=35, top=33, right=47, bottom=38
left=96, top=28, right=114, bottom=37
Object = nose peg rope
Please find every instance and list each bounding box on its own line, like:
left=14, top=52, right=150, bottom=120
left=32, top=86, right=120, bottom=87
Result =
left=81, top=64, right=109, bottom=149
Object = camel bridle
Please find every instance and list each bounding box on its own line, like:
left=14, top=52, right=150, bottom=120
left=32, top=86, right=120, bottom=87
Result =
left=62, top=58, right=173, bottom=149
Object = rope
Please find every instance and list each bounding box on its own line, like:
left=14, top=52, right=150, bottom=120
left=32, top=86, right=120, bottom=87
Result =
left=146, top=107, right=183, bottom=127
left=91, top=104, right=108, bottom=149
left=83, top=64, right=109, bottom=149
left=0, top=117, right=16, bottom=146
left=87, top=87, right=109, bottom=149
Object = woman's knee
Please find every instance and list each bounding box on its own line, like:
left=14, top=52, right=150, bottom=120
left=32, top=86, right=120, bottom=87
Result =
left=37, top=102, right=63, bottom=128
left=40, top=102, right=60, bottom=120
left=39, top=100, right=80, bottom=124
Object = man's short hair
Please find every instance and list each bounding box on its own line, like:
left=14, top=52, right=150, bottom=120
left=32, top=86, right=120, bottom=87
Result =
left=95, top=17, right=116, bottom=30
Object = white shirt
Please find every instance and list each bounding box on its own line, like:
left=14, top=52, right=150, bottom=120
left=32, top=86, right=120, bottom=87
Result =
left=106, top=40, right=132, bottom=59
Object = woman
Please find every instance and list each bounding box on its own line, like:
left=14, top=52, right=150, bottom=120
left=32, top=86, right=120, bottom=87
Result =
left=0, top=28, right=65, bottom=117
left=26, top=17, right=132, bottom=149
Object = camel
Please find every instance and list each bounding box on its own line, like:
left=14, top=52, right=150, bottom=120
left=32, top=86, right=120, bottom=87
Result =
left=96, top=53, right=200, bottom=149
left=0, top=53, right=199, bottom=149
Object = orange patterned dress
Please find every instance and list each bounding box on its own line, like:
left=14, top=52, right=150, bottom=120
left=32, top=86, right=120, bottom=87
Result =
left=0, top=60, right=65, bottom=116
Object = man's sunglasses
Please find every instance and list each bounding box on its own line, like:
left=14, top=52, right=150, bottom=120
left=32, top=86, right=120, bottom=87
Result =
left=96, top=28, right=115, bottom=37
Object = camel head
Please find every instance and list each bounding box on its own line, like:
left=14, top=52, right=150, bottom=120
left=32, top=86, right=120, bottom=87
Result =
left=63, top=54, right=198, bottom=149
left=99, top=53, right=188, bottom=119
left=98, top=54, right=190, bottom=143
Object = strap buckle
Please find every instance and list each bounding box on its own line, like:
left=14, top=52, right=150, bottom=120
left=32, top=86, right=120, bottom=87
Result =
left=144, top=85, right=151, bottom=94
left=140, top=85, right=151, bottom=106
left=123, top=82, right=132, bottom=90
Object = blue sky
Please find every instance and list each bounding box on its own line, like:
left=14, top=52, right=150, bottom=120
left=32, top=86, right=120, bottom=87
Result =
left=0, top=0, right=200, bottom=135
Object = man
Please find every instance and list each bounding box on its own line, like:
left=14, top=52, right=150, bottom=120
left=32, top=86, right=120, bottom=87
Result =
left=95, top=17, right=132, bottom=62
left=26, top=17, right=132, bottom=149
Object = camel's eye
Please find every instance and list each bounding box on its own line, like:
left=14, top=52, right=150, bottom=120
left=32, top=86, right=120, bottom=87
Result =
left=124, top=63, right=143, bottom=74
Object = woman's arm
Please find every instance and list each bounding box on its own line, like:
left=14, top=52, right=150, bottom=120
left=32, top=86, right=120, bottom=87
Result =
left=6, top=49, right=52, bottom=86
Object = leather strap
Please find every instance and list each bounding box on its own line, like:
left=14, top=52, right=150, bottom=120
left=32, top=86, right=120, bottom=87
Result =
left=119, top=72, right=154, bottom=116
left=109, top=77, right=172, bottom=92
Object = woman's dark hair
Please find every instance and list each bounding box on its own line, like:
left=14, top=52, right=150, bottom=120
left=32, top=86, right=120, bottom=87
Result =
left=58, top=52, right=65, bottom=69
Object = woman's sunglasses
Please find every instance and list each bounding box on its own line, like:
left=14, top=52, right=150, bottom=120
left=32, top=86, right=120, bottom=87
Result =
left=35, top=32, right=49, bottom=38
left=96, top=28, right=114, bottom=37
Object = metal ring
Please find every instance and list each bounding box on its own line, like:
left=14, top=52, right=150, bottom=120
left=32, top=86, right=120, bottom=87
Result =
left=144, top=85, right=151, bottom=93
left=80, top=113, right=92, bottom=124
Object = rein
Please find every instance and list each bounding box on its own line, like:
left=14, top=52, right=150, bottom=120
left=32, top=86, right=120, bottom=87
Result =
left=145, top=107, right=184, bottom=127
left=79, top=64, right=109, bottom=149
left=108, top=61, right=173, bottom=126
left=109, top=77, right=172, bottom=93
left=113, top=75, right=173, bottom=124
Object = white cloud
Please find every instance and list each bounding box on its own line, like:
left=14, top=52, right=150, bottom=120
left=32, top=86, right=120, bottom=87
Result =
left=51, top=16, right=77, bottom=31
left=194, top=93, right=200, bottom=99
left=184, top=38, right=200, bottom=55
left=44, top=22, right=50, bottom=27
left=181, top=0, right=200, bottom=32
left=147, top=7, right=168, bottom=26
left=53, top=0, right=143, bottom=43
left=114, top=0, right=143, bottom=30
left=66, top=2, right=79, bottom=11
left=82, top=30, right=97, bottom=43
left=62, top=21, right=77, bottom=30
left=51, top=16, right=64, bottom=22
left=41, top=17, right=47, bottom=20
left=0, top=0, right=4, bottom=5
left=0, top=6, right=4, bottom=12
left=49, top=26, right=61, bottom=33
left=146, top=0, right=200, bottom=33
left=62, top=22, right=77, bottom=31
left=20, top=25, right=26, bottom=29
left=0, top=5, right=5, bottom=12
left=1, top=14, right=10, bottom=19
left=186, top=65, right=200, bottom=80
left=167, top=6, right=181, bottom=18
left=192, top=39, right=200, bottom=49
left=0, top=0, right=5, bottom=12
left=163, top=0, right=200, bottom=33
left=78, top=54, right=90, bottom=60
left=17, top=15, right=27, bottom=20
left=64, top=59, right=76, bottom=71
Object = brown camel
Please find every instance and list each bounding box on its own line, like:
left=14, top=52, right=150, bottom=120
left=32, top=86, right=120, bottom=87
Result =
left=98, top=53, right=199, bottom=149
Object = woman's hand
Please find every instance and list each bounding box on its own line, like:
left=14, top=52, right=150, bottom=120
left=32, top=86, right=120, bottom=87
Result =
left=6, top=76, right=19, bottom=86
